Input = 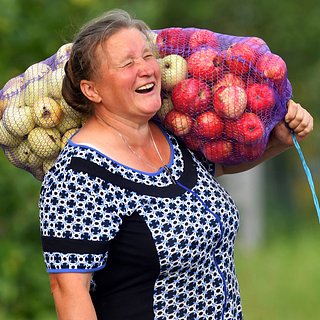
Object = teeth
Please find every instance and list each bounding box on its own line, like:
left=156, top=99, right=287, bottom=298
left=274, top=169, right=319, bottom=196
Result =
left=137, top=83, right=154, bottom=91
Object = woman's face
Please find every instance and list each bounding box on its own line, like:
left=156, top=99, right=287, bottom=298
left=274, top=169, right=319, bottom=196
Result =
left=90, top=27, right=162, bottom=122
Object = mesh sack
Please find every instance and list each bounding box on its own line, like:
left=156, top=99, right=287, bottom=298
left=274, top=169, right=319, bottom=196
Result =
left=0, top=43, right=84, bottom=181
left=152, top=27, right=292, bottom=164
left=0, top=27, right=292, bottom=181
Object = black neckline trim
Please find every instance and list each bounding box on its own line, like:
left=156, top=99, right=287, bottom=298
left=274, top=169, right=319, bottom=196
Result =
left=68, top=142, right=197, bottom=198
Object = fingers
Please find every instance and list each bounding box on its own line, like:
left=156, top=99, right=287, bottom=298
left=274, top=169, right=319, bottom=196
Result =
left=285, top=99, right=313, bottom=138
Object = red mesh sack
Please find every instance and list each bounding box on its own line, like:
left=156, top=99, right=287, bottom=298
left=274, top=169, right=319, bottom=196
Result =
left=0, top=43, right=84, bottom=181
left=151, top=27, right=292, bottom=165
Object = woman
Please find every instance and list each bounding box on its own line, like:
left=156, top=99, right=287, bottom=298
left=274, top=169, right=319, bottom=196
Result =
left=39, top=9, right=313, bottom=320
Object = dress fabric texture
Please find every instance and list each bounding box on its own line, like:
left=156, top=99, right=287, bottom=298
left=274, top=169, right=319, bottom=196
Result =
left=39, top=126, right=242, bottom=320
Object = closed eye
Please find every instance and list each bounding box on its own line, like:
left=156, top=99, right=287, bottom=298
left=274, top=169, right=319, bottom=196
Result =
left=144, top=54, right=154, bottom=60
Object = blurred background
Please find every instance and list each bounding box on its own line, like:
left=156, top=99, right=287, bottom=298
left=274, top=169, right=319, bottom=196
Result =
left=0, top=0, right=319, bottom=319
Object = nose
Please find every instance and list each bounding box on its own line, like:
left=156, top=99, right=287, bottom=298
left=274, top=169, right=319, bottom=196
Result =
left=137, top=57, right=154, bottom=77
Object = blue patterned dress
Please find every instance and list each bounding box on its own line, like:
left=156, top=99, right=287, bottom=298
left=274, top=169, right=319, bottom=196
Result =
left=39, top=124, right=242, bottom=320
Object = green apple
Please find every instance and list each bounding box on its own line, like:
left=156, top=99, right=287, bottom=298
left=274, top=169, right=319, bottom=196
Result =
left=2, top=105, right=35, bottom=137
left=33, top=97, right=63, bottom=128
left=28, top=127, right=61, bottom=159
left=158, top=54, right=188, bottom=91
left=0, top=120, right=23, bottom=147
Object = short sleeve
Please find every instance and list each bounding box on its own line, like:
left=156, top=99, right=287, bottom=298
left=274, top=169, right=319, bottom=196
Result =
left=39, top=159, right=123, bottom=273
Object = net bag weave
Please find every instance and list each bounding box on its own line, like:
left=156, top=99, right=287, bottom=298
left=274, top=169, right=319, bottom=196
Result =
left=0, top=27, right=292, bottom=181
left=0, top=43, right=84, bottom=180
left=153, top=27, right=292, bottom=165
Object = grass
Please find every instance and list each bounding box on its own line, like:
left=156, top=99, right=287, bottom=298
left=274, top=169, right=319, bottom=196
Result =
left=235, top=222, right=320, bottom=320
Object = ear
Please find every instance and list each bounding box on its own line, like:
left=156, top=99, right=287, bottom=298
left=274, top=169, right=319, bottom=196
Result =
left=80, top=80, right=102, bottom=104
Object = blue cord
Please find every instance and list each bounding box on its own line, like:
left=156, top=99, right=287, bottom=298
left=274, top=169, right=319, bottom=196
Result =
left=291, top=131, right=320, bottom=223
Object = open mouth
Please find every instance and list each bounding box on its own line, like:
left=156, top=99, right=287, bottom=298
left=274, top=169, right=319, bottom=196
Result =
left=135, top=83, right=155, bottom=94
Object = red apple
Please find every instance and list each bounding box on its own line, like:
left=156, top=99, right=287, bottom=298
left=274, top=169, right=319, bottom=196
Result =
left=189, top=29, right=219, bottom=50
left=246, top=83, right=276, bottom=114
left=229, top=112, right=265, bottom=144
left=201, top=140, right=233, bottom=163
left=239, top=36, right=269, bottom=55
left=187, top=48, right=224, bottom=82
left=183, top=133, right=202, bottom=152
left=213, top=85, right=247, bottom=119
left=213, top=73, right=246, bottom=94
left=225, top=43, right=257, bottom=74
left=171, top=78, right=212, bottom=116
left=195, top=111, right=224, bottom=140
left=224, top=119, right=238, bottom=140
left=164, top=110, right=193, bottom=136
left=236, top=140, right=266, bottom=161
left=255, top=52, right=287, bottom=81
left=156, top=28, right=192, bottom=57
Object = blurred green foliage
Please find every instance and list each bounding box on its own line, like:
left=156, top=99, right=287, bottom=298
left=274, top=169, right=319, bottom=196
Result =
left=0, top=0, right=319, bottom=319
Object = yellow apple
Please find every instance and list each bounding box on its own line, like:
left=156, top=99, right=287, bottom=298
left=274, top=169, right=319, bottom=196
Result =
left=33, top=96, right=63, bottom=128
left=24, top=77, right=50, bottom=106
left=157, top=96, right=174, bottom=122
left=2, top=105, right=35, bottom=137
left=23, top=62, right=51, bottom=83
left=0, top=120, right=23, bottom=147
left=4, top=140, right=42, bottom=170
left=59, top=98, right=83, bottom=120
left=57, top=114, right=81, bottom=134
left=55, top=43, right=73, bottom=69
left=28, top=127, right=61, bottom=159
left=61, top=127, right=78, bottom=149
left=2, top=75, right=24, bottom=98
left=46, top=67, right=65, bottom=100
left=43, top=157, right=58, bottom=174
left=158, top=54, right=188, bottom=91
left=0, top=99, right=5, bottom=119
left=147, top=31, right=160, bottom=59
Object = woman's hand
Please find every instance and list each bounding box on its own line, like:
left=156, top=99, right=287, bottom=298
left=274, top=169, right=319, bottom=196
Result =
left=270, top=99, right=313, bottom=147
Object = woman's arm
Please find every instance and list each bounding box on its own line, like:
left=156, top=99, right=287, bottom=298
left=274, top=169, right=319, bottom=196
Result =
left=215, top=99, right=313, bottom=177
left=49, top=272, right=97, bottom=320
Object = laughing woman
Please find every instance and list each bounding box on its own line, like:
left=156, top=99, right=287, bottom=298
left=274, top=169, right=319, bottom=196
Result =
left=39, top=9, right=313, bottom=320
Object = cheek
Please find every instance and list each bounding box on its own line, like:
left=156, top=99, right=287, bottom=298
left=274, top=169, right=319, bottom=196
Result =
left=153, top=61, right=161, bottom=80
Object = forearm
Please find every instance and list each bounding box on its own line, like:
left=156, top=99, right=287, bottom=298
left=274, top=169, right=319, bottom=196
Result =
left=49, top=273, right=97, bottom=320
left=52, top=287, right=97, bottom=320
